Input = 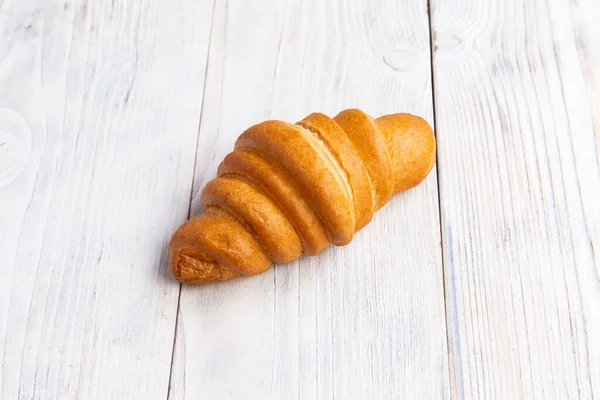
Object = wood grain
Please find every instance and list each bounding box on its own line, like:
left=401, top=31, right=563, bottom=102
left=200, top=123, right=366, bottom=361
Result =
left=4, top=0, right=596, bottom=396
left=430, top=0, right=600, bottom=397
left=169, top=0, right=449, bottom=398
left=0, top=0, right=213, bottom=398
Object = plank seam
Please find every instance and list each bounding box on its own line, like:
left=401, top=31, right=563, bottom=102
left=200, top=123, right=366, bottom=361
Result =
left=426, top=1, right=459, bottom=398
left=165, top=0, right=219, bottom=397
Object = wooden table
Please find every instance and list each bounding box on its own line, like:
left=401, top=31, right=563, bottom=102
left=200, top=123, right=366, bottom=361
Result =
left=1, top=0, right=598, bottom=398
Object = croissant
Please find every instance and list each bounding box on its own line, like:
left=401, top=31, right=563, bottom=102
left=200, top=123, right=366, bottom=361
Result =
left=169, top=109, right=436, bottom=284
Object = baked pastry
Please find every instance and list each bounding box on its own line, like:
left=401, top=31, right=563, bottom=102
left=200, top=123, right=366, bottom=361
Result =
left=169, top=109, right=436, bottom=284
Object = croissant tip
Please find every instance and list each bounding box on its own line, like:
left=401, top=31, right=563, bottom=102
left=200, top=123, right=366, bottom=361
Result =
left=375, top=113, right=436, bottom=193
left=170, top=250, right=241, bottom=284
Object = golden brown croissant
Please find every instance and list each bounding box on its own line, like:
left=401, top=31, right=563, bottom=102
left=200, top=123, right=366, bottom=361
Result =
left=169, top=109, right=436, bottom=284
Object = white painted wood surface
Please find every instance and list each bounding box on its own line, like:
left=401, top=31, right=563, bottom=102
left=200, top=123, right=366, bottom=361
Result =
left=169, top=0, right=448, bottom=398
left=0, top=0, right=213, bottom=398
left=431, top=0, right=600, bottom=397
left=1, top=0, right=598, bottom=398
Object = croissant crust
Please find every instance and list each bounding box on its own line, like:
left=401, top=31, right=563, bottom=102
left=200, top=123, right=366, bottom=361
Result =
left=169, top=109, right=436, bottom=284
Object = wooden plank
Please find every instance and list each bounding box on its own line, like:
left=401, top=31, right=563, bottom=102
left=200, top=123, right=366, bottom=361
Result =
left=430, top=0, right=600, bottom=396
left=169, top=0, right=448, bottom=398
left=0, top=0, right=213, bottom=398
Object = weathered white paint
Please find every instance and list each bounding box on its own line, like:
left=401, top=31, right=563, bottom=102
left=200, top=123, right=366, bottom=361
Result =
left=431, top=0, right=600, bottom=396
left=2, top=0, right=598, bottom=398
left=0, top=0, right=213, bottom=398
left=170, top=0, right=449, bottom=398
left=0, top=108, right=32, bottom=188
